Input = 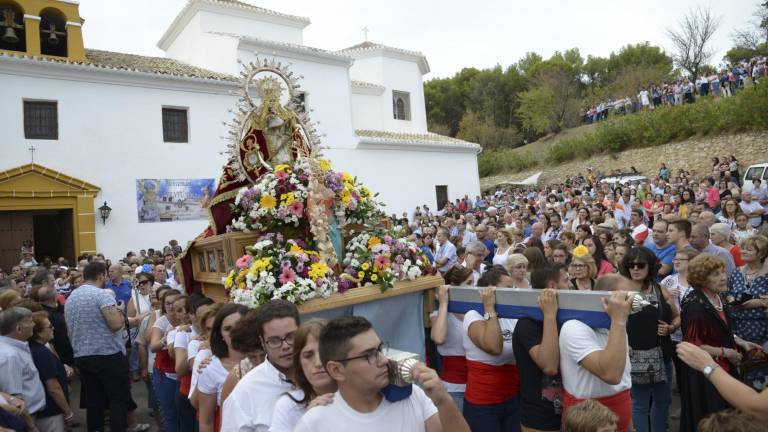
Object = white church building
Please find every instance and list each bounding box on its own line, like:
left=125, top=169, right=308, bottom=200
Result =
left=0, top=0, right=480, bottom=266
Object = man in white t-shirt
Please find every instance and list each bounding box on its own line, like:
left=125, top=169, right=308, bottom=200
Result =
left=740, top=191, right=765, bottom=228
left=559, top=274, right=633, bottom=432
left=295, top=316, right=469, bottom=432
left=221, top=300, right=299, bottom=431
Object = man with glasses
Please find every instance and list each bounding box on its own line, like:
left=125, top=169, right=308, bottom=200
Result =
left=295, top=316, right=470, bottom=432
left=222, top=299, right=299, bottom=431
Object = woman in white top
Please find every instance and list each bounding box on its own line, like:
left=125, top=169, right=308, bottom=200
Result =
left=569, top=208, right=591, bottom=233
left=430, top=266, right=474, bottom=411
left=148, top=290, right=182, bottom=432
left=505, top=254, right=530, bottom=289
left=492, top=229, right=514, bottom=267
left=197, top=303, right=249, bottom=432
left=461, top=269, right=520, bottom=432
left=269, top=319, right=336, bottom=432
left=661, top=248, right=700, bottom=344
left=127, top=274, right=152, bottom=329
left=188, top=304, right=222, bottom=408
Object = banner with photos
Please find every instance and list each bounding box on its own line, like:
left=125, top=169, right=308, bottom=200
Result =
left=136, top=178, right=215, bottom=223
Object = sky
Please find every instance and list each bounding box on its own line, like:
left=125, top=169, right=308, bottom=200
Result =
left=79, top=0, right=761, bottom=79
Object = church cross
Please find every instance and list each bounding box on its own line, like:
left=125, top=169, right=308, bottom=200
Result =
left=28, top=145, right=36, bottom=164
left=362, top=27, right=369, bottom=41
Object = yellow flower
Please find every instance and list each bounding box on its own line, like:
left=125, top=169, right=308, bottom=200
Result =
left=281, top=192, right=295, bottom=205
left=224, top=271, right=235, bottom=288
left=249, top=257, right=273, bottom=276
left=340, top=189, right=351, bottom=205
left=259, top=194, right=277, bottom=209
left=360, top=186, right=371, bottom=198
left=358, top=271, right=365, bottom=279
left=309, top=262, right=330, bottom=280
left=341, top=172, right=352, bottom=183
left=289, top=244, right=304, bottom=254
left=367, top=236, right=381, bottom=249
left=274, top=164, right=290, bottom=172
left=361, top=262, right=370, bottom=271
left=370, top=274, right=379, bottom=282
left=572, top=245, right=590, bottom=258
left=319, top=159, right=331, bottom=172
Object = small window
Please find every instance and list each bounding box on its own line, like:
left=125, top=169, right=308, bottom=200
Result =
left=292, top=92, right=307, bottom=113
left=392, top=90, right=411, bottom=121
left=162, top=107, right=189, bottom=143
left=24, top=101, right=58, bottom=140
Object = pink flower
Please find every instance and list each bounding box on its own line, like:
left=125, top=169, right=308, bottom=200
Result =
left=235, top=255, right=252, bottom=269
left=374, top=255, right=390, bottom=269
left=279, top=267, right=297, bottom=284
left=288, top=201, right=304, bottom=217
left=275, top=171, right=289, bottom=181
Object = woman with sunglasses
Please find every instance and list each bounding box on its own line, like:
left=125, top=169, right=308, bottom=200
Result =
left=619, top=247, right=679, bottom=432
left=197, top=303, right=249, bottom=432
left=127, top=273, right=153, bottom=336
left=270, top=319, right=336, bottom=432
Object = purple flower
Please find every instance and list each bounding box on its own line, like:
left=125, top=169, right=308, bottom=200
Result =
left=337, top=279, right=352, bottom=293
left=276, top=233, right=285, bottom=242
left=384, top=235, right=393, bottom=245
left=296, top=262, right=305, bottom=272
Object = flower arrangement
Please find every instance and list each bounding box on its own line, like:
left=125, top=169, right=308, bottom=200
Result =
left=229, top=158, right=384, bottom=233
left=572, top=245, right=590, bottom=258
left=341, top=231, right=431, bottom=292
left=231, top=163, right=311, bottom=232
left=317, top=159, right=384, bottom=225
left=224, top=233, right=335, bottom=308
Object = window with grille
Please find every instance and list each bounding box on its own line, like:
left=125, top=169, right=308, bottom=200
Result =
left=24, top=101, right=58, bottom=140
left=392, top=90, right=411, bottom=121
left=162, top=107, right=189, bottom=143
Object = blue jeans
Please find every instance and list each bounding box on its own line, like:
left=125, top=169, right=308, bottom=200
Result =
left=152, top=369, right=179, bottom=432
left=631, top=361, right=673, bottom=432
left=463, top=396, right=520, bottom=432
left=449, top=391, right=464, bottom=413
left=177, top=390, right=198, bottom=432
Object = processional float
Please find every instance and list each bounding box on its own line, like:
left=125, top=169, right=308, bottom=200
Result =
left=177, top=58, right=629, bottom=357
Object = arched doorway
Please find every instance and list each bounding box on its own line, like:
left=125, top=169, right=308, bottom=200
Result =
left=0, top=163, right=100, bottom=270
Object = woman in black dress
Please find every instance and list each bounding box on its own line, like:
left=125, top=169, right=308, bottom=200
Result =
left=679, top=254, right=760, bottom=432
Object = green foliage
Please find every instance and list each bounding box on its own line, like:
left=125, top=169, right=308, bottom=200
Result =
left=545, top=82, right=768, bottom=164
left=456, top=111, right=521, bottom=149
left=725, top=43, right=768, bottom=63
left=517, top=86, right=556, bottom=134
left=477, top=149, right=539, bottom=178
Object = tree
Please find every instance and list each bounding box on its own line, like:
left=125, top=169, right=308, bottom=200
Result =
left=516, top=86, right=557, bottom=135
left=456, top=111, right=521, bottom=149
left=667, top=6, right=721, bottom=81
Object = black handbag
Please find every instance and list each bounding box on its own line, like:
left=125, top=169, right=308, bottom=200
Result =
left=629, top=285, right=668, bottom=385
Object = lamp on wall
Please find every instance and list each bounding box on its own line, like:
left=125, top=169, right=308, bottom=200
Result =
left=98, top=201, right=112, bottom=224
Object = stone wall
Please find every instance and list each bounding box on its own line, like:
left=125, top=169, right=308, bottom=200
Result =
left=481, top=132, right=768, bottom=188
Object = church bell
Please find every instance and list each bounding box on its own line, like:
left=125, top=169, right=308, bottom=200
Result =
left=47, top=25, right=60, bottom=45
left=2, top=26, right=18, bottom=44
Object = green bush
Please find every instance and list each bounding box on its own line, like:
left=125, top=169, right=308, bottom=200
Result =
left=545, top=81, right=768, bottom=164
left=478, top=149, right=539, bottom=177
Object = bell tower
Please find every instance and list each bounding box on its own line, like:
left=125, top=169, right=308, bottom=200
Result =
left=0, top=0, right=85, bottom=61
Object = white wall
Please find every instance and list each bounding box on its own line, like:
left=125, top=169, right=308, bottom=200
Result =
left=0, top=71, right=235, bottom=260
left=199, top=9, right=303, bottom=45
left=236, top=48, right=358, bottom=150
left=325, top=147, right=480, bottom=217
left=164, top=13, right=240, bottom=76
left=350, top=93, right=383, bottom=131
left=348, top=55, right=428, bottom=133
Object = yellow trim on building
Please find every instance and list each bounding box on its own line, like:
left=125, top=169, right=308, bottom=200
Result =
left=0, top=163, right=100, bottom=257
left=1, top=0, right=85, bottom=61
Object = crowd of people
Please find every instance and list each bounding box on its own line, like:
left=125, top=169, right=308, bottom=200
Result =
left=1, top=156, right=768, bottom=432
left=581, top=57, right=767, bottom=124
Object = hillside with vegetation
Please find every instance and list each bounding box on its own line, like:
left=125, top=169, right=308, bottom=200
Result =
left=423, top=3, right=768, bottom=179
